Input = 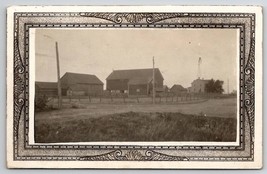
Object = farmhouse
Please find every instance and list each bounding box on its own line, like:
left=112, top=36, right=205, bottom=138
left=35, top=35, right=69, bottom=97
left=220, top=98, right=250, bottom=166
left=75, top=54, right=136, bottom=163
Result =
left=35, top=82, right=59, bottom=97
left=188, top=78, right=210, bottom=93
left=170, top=84, right=187, bottom=94
left=106, top=68, right=164, bottom=96
left=61, top=72, right=104, bottom=96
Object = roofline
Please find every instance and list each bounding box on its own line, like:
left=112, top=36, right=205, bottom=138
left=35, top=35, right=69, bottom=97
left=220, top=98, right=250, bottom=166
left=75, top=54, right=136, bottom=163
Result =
left=64, top=72, right=95, bottom=76
left=111, top=68, right=160, bottom=71
left=60, top=72, right=104, bottom=84
left=35, top=81, right=57, bottom=83
left=75, top=82, right=104, bottom=85
left=106, top=68, right=164, bottom=80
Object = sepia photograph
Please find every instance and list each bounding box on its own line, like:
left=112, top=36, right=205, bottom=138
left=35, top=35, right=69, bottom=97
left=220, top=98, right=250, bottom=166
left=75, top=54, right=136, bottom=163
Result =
left=34, top=28, right=238, bottom=143
left=6, top=6, right=262, bottom=169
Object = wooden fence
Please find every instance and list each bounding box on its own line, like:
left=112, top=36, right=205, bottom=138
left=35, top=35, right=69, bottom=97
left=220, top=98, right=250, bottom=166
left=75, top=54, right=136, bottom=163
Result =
left=46, top=93, right=206, bottom=105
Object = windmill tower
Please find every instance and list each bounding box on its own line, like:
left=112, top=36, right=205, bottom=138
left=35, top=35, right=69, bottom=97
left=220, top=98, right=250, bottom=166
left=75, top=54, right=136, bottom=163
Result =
left=198, top=57, right=202, bottom=79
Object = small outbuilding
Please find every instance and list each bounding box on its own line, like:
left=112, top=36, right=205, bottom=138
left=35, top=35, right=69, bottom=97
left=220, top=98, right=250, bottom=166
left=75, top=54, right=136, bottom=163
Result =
left=61, top=72, right=104, bottom=96
left=35, top=82, right=58, bottom=97
left=35, top=72, right=104, bottom=97
left=170, top=84, right=187, bottom=95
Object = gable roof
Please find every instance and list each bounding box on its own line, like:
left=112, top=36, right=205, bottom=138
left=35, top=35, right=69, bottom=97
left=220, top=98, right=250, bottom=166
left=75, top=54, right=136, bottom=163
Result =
left=35, top=82, right=58, bottom=89
left=106, top=68, right=164, bottom=80
left=61, top=72, right=104, bottom=86
left=170, top=84, right=187, bottom=91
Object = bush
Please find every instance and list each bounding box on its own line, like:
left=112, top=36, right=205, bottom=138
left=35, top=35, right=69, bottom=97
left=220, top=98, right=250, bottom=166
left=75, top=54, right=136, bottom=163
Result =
left=35, top=95, right=49, bottom=112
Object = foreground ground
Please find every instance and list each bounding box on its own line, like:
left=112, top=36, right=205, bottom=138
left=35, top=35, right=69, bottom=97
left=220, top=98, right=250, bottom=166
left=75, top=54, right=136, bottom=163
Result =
left=35, top=98, right=237, bottom=142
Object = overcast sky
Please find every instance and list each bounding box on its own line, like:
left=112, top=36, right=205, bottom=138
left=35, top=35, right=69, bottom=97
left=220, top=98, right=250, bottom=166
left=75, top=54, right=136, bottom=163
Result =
left=34, top=28, right=238, bottom=93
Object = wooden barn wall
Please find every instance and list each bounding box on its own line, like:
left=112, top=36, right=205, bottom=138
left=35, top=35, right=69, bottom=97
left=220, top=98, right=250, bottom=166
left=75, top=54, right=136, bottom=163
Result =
left=36, top=88, right=58, bottom=97
left=129, top=84, right=148, bottom=96
left=106, top=79, right=129, bottom=91
left=68, top=84, right=103, bottom=96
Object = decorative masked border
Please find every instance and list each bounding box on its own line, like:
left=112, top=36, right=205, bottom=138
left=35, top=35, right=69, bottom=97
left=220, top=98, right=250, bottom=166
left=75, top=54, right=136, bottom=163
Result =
left=12, top=12, right=255, bottom=161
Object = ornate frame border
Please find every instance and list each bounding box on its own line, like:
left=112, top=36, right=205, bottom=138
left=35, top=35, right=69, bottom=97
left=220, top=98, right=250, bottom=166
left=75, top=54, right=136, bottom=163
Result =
left=9, top=7, right=259, bottom=165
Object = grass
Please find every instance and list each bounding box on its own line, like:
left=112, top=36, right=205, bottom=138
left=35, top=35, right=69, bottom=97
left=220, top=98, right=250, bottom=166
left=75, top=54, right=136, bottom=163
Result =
left=35, top=111, right=236, bottom=143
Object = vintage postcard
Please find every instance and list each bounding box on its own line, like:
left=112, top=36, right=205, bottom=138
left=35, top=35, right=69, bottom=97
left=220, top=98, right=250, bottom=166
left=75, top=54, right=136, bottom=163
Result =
left=6, top=6, right=262, bottom=169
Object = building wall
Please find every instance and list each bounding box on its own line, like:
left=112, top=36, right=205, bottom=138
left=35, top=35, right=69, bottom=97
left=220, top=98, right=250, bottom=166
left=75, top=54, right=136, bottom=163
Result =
left=67, top=84, right=103, bottom=96
left=154, top=70, right=164, bottom=87
left=72, top=91, right=86, bottom=96
left=106, top=79, right=129, bottom=91
left=191, top=80, right=209, bottom=93
left=170, top=88, right=187, bottom=94
left=60, top=74, right=72, bottom=87
left=106, top=72, right=163, bottom=95
left=129, top=84, right=148, bottom=96
left=36, top=88, right=58, bottom=97
left=156, top=78, right=163, bottom=87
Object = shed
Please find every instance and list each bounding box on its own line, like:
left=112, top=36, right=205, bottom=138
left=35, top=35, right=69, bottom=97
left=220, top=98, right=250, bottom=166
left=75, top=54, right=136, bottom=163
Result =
left=170, top=84, right=187, bottom=94
left=35, top=82, right=58, bottom=97
left=61, top=72, right=104, bottom=96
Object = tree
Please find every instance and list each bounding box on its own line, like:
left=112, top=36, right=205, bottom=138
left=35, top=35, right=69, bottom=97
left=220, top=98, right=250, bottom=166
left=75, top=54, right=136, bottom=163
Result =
left=205, top=79, right=224, bottom=94
left=35, top=95, right=49, bottom=112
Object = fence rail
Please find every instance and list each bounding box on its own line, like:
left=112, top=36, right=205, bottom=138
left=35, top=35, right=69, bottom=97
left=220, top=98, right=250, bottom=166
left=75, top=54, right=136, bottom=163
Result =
left=43, top=94, right=209, bottom=105
left=36, top=93, right=236, bottom=108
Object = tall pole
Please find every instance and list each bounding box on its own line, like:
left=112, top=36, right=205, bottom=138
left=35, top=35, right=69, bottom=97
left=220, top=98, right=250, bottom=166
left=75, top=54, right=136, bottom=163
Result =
left=55, top=42, right=62, bottom=109
left=152, top=56, right=155, bottom=104
left=227, top=78, right=229, bottom=94
left=198, top=57, right=202, bottom=79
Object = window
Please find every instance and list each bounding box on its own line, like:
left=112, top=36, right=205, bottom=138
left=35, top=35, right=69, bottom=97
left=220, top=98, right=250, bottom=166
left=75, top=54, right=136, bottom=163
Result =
left=136, top=89, right=140, bottom=92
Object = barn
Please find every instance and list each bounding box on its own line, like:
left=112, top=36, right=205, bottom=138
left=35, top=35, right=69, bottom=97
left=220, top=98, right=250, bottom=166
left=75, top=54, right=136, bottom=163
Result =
left=106, top=68, right=164, bottom=96
left=170, top=84, right=187, bottom=94
left=35, top=73, right=103, bottom=97
left=61, top=72, right=104, bottom=96
left=35, top=82, right=59, bottom=97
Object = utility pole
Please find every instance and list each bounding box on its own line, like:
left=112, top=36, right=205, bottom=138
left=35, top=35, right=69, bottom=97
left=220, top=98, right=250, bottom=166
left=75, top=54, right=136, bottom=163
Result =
left=152, top=56, right=155, bottom=104
left=55, top=42, right=62, bottom=109
left=227, top=78, right=229, bottom=94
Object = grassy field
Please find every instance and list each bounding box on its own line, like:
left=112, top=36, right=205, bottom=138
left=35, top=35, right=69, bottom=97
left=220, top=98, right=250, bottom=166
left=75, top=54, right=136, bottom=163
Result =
left=35, top=98, right=237, bottom=142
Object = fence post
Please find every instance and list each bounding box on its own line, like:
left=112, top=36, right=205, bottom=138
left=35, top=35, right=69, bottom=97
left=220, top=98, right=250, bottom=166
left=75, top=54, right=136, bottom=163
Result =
left=172, top=96, right=174, bottom=102
left=111, top=96, right=113, bottom=102
left=69, top=96, right=71, bottom=102
left=100, top=96, right=101, bottom=103
left=52, top=98, right=54, bottom=107
left=88, top=95, right=91, bottom=103
left=137, top=97, right=139, bottom=103
left=123, top=96, right=125, bottom=103
left=166, top=96, right=167, bottom=102
left=159, top=96, right=161, bottom=103
left=176, top=95, right=178, bottom=102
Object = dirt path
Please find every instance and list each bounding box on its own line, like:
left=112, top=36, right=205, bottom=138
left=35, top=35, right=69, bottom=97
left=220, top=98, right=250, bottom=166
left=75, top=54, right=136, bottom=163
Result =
left=35, top=98, right=237, bottom=122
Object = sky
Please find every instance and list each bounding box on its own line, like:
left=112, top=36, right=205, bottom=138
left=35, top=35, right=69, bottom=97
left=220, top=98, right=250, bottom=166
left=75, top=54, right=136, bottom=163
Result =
left=34, top=28, right=238, bottom=93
